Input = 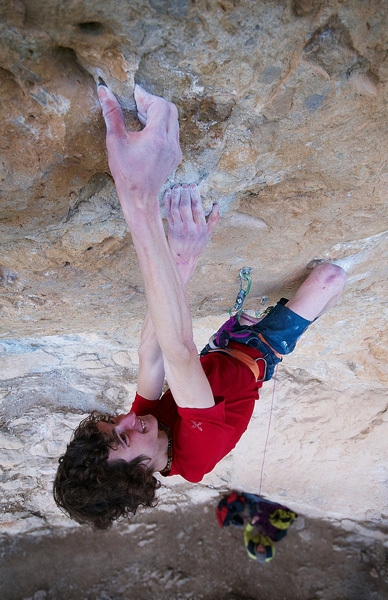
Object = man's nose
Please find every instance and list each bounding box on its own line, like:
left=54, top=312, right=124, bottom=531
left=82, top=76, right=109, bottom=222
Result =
left=115, top=411, right=136, bottom=430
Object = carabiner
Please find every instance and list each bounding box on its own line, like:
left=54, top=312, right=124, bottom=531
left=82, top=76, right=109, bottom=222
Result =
left=230, top=267, right=252, bottom=315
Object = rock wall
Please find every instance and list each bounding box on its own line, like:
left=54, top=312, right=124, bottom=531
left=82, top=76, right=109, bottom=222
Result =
left=0, top=0, right=387, bottom=539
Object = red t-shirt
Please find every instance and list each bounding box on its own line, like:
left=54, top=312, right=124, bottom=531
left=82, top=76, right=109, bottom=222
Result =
left=130, top=344, right=264, bottom=483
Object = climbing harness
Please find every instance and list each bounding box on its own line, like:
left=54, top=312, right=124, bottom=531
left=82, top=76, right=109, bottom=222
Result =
left=229, top=267, right=252, bottom=318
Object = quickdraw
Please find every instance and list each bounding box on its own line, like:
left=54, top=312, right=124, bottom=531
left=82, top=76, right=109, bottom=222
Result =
left=229, top=267, right=252, bottom=317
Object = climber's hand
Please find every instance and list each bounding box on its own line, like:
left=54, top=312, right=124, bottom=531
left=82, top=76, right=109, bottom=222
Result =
left=164, top=183, right=219, bottom=280
left=97, top=84, right=182, bottom=212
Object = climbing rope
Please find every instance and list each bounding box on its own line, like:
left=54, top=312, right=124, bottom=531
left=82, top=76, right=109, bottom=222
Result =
left=258, top=362, right=278, bottom=496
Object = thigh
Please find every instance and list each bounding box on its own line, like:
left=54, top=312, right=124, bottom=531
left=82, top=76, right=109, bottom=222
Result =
left=285, top=263, right=346, bottom=321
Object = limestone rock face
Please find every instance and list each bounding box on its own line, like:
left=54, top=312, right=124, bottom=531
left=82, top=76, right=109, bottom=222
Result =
left=0, top=0, right=387, bottom=538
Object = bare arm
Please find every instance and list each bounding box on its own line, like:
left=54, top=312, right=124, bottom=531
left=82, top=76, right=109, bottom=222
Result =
left=98, top=84, right=217, bottom=408
left=136, top=310, right=165, bottom=400
left=136, top=184, right=219, bottom=400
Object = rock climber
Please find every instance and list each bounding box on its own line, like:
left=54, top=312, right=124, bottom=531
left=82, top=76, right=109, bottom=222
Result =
left=53, top=84, right=347, bottom=529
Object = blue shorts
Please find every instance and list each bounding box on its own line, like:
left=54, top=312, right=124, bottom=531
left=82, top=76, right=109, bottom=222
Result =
left=201, top=299, right=312, bottom=381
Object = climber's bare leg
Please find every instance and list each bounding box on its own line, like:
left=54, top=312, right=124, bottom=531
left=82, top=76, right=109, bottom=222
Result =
left=238, top=263, right=346, bottom=326
left=285, top=263, right=347, bottom=321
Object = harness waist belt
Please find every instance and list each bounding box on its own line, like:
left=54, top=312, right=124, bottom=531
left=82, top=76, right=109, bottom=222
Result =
left=207, top=346, right=267, bottom=382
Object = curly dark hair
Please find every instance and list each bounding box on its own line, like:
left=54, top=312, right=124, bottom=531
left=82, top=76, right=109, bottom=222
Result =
left=53, top=411, right=160, bottom=530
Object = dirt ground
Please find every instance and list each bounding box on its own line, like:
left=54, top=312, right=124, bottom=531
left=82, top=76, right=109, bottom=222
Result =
left=1, top=503, right=387, bottom=600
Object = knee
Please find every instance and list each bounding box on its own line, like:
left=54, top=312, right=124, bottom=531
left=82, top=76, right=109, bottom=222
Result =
left=316, top=263, right=347, bottom=292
